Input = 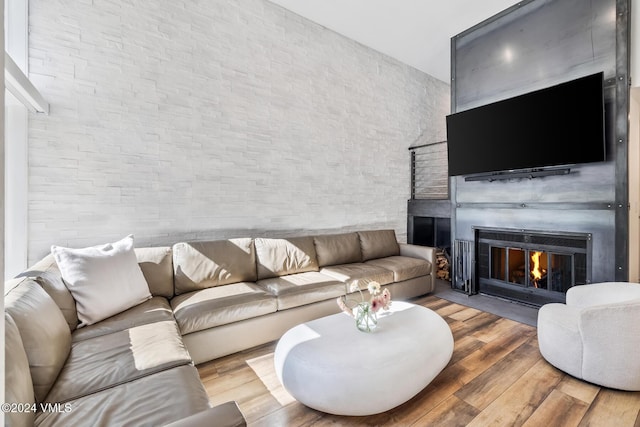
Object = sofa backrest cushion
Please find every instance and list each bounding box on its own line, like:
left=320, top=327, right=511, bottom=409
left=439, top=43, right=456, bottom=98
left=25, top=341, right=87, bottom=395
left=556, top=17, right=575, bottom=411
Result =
left=51, top=235, right=153, bottom=327
left=19, top=254, right=79, bottom=332
left=173, top=238, right=257, bottom=295
left=4, top=313, right=36, bottom=427
left=5, top=278, right=72, bottom=403
left=254, top=237, right=319, bottom=280
left=20, top=247, right=174, bottom=329
left=358, top=230, right=400, bottom=261
left=313, top=232, right=362, bottom=267
left=135, top=247, right=174, bottom=298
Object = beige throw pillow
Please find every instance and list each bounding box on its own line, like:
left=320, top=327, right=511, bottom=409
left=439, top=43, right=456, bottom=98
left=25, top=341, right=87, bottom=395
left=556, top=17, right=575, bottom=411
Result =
left=51, top=235, right=152, bottom=327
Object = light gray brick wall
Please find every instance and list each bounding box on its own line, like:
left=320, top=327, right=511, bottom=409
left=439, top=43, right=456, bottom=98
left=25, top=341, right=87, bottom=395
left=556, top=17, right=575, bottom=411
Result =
left=27, top=0, right=449, bottom=263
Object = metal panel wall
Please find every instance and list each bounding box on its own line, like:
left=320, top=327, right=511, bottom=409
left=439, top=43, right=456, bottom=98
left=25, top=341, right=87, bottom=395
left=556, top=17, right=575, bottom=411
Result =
left=450, top=0, right=629, bottom=288
left=453, top=0, right=617, bottom=110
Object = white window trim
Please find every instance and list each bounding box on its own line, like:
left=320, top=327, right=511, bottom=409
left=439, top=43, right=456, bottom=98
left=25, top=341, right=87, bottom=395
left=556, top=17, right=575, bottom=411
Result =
left=4, top=93, right=26, bottom=279
left=4, top=0, right=47, bottom=279
left=5, top=52, right=48, bottom=114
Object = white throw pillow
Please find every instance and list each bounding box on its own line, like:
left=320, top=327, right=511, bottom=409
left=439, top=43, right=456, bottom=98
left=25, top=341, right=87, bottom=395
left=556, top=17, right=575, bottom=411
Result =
left=51, top=235, right=152, bottom=327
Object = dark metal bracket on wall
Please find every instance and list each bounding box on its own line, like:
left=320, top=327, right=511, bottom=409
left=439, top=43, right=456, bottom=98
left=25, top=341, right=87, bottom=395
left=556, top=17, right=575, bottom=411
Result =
left=464, top=167, right=571, bottom=182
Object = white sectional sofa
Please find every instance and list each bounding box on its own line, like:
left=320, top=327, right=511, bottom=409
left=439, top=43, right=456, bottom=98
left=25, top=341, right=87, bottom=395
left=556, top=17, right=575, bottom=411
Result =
left=4, top=229, right=435, bottom=426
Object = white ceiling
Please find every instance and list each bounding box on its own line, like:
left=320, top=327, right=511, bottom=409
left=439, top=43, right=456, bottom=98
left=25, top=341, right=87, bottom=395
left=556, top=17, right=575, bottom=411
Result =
left=267, top=0, right=521, bottom=83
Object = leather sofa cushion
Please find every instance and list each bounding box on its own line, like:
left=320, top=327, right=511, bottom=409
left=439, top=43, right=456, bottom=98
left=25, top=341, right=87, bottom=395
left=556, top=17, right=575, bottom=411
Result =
left=320, top=263, right=394, bottom=287
left=44, top=320, right=191, bottom=404
left=5, top=313, right=36, bottom=427
left=314, top=232, right=362, bottom=267
left=173, top=239, right=257, bottom=295
left=256, top=272, right=345, bottom=310
left=365, top=256, right=431, bottom=282
left=135, top=246, right=174, bottom=298
left=255, top=237, right=319, bottom=280
left=35, top=365, right=211, bottom=427
left=358, top=230, right=400, bottom=261
left=171, top=283, right=277, bottom=335
left=5, top=278, right=72, bottom=403
left=72, top=296, right=174, bottom=342
left=19, top=255, right=79, bottom=331
left=164, top=402, right=247, bottom=427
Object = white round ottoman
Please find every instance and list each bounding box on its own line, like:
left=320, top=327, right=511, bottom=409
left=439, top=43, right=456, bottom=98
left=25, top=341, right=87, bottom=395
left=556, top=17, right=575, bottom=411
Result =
left=274, top=301, right=454, bottom=416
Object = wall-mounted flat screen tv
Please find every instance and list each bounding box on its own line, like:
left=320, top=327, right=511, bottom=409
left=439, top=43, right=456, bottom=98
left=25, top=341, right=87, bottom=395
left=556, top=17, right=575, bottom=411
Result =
left=446, top=72, right=606, bottom=177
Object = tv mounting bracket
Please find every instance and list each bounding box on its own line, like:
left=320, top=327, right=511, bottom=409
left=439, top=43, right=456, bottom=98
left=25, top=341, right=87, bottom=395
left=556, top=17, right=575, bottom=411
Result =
left=464, top=166, right=572, bottom=182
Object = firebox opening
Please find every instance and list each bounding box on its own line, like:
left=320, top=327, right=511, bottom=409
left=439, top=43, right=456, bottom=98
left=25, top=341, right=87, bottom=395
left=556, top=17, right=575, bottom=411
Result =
left=476, top=228, right=591, bottom=306
left=489, top=247, right=574, bottom=292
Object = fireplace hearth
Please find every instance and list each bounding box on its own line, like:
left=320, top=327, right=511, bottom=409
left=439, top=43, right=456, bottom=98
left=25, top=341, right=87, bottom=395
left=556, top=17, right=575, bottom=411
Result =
left=474, top=228, right=591, bottom=306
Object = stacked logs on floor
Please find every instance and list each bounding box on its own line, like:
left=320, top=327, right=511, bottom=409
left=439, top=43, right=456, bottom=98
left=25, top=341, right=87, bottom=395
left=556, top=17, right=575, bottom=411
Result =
left=436, top=249, right=450, bottom=281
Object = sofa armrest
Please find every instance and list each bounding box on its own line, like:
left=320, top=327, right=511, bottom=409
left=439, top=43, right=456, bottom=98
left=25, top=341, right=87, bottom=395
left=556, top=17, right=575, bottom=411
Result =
left=399, top=243, right=436, bottom=266
left=399, top=244, right=436, bottom=293
left=163, top=402, right=246, bottom=427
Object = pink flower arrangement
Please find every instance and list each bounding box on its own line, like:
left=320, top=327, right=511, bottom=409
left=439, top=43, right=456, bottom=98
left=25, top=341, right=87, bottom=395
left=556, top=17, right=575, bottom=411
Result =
left=336, top=280, right=392, bottom=318
left=371, top=288, right=391, bottom=312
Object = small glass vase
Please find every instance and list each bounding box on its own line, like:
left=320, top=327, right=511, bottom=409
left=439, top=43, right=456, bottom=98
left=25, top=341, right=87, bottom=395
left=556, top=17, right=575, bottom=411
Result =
left=355, top=302, right=378, bottom=332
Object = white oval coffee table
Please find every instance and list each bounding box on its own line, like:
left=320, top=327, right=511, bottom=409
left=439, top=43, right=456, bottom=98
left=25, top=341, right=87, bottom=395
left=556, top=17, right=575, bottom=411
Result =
left=274, top=301, right=454, bottom=416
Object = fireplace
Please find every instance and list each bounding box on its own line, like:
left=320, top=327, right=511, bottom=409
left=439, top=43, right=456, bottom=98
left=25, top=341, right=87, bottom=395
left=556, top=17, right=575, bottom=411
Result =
left=474, top=227, right=592, bottom=306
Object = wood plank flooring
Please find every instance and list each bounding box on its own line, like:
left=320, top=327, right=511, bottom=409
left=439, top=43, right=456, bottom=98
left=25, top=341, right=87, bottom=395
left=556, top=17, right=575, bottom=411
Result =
left=197, top=295, right=640, bottom=426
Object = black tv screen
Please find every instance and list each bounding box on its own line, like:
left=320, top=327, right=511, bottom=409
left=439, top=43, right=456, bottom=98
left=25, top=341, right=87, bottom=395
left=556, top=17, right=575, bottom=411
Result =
left=446, top=72, right=606, bottom=177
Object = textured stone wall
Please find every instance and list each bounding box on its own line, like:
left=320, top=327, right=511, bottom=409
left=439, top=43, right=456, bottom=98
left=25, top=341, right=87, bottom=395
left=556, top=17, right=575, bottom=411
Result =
left=27, top=0, right=449, bottom=263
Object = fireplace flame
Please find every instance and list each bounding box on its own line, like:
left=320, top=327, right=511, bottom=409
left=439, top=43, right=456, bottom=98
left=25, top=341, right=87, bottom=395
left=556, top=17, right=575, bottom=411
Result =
left=531, top=251, right=543, bottom=287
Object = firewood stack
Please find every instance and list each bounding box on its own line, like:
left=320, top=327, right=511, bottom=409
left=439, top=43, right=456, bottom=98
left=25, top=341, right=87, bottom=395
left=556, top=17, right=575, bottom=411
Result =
left=436, top=250, right=450, bottom=281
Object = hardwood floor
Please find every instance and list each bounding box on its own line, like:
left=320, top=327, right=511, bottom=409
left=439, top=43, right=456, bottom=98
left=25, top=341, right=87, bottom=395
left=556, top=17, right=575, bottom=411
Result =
left=197, top=295, right=640, bottom=426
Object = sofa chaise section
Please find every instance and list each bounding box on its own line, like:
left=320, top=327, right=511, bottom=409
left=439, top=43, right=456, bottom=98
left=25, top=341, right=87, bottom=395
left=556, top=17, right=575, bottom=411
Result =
left=5, top=249, right=246, bottom=427
left=33, top=365, right=213, bottom=427
left=43, top=319, right=192, bottom=404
